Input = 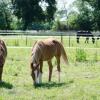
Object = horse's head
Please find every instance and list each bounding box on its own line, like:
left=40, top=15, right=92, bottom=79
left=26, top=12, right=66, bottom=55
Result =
left=30, top=58, right=40, bottom=86
left=30, top=42, right=42, bottom=86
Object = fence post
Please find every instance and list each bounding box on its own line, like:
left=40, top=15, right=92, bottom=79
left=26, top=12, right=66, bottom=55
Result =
left=69, top=32, right=70, bottom=47
left=61, top=32, right=63, bottom=44
left=25, top=31, right=28, bottom=46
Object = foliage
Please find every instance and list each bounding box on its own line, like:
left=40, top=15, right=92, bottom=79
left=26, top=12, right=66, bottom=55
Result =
left=73, top=0, right=94, bottom=31
left=10, top=16, right=24, bottom=30
left=76, top=48, right=87, bottom=62
left=11, top=0, right=57, bottom=30
left=73, top=0, right=100, bottom=31
left=52, top=20, right=68, bottom=31
left=83, top=0, right=100, bottom=30
left=28, top=22, right=51, bottom=30
left=0, top=1, right=12, bottom=30
left=67, top=11, right=79, bottom=30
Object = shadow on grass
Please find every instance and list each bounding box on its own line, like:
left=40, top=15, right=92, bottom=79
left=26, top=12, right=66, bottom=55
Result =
left=0, top=81, right=13, bottom=89
left=35, top=80, right=74, bottom=89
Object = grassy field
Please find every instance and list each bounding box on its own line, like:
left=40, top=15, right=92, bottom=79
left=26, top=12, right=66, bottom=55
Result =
left=0, top=35, right=100, bottom=48
left=0, top=36, right=100, bottom=100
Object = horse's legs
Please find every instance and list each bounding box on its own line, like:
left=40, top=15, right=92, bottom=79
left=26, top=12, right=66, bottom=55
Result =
left=48, top=60, right=53, bottom=82
left=77, top=36, right=79, bottom=43
left=0, top=66, right=3, bottom=82
left=56, top=57, right=61, bottom=82
left=87, top=37, right=89, bottom=43
left=85, top=37, right=89, bottom=43
left=85, top=37, right=87, bottom=43
left=92, top=37, right=95, bottom=44
left=39, top=61, right=43, bottom=83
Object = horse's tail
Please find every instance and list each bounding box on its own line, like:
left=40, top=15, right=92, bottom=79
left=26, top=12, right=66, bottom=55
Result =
left=60, top=44, right=69, bottom=65
left=52, top=39, right=68, bottom=65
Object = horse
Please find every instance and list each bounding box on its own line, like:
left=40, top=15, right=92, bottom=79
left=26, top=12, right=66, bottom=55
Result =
left=76, top=31, right=95, bottom=44
left=0, top=40, right=7, bottom=83
left=30, top=38, right=68, bottom=86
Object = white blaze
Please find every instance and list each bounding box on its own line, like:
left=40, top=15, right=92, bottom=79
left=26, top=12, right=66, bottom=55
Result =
left=34, top=70, right=39, bottom=84
left=39, top=72, right=42, bottom=83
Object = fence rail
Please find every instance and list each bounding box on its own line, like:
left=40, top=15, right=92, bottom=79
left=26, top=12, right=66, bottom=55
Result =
left=0, top=30, right=99, bottom=47
left=0, top=30, right=100, bottom=36
left=0, top=30, right=77, bottom=36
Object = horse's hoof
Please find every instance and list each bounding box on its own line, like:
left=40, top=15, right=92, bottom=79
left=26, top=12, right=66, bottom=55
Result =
left=33, top=83, right=41, bottom=87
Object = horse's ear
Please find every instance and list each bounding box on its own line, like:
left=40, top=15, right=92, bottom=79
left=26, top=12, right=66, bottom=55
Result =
left=52, top=40, right=58, bottom=44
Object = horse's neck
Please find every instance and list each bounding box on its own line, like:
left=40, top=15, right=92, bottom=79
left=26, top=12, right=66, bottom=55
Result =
left=34, top=46, right=41, bottom=62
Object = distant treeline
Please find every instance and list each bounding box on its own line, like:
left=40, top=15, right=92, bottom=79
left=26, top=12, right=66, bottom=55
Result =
left=0, top=0, right=100, bottom=31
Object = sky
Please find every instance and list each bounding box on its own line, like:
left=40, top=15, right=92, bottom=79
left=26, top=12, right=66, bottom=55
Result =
left=57, top=0, right=75, bottom=10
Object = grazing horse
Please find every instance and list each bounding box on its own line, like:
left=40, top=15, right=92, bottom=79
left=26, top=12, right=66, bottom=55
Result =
left=76, top=31, right=95, bottom=44
left=0, top=40, right=7, bottom=82
left=30, top=38, right=68, bottom=86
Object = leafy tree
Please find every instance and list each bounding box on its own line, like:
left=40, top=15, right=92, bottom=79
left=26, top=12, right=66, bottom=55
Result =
left=83, top=0, right=100, bottom=30
left=73, top=0, right=94, bottom=31
left=67, top=11, right=78, bottom=30
left=0, top=0, right=12, bottom=30
left=73, top=0, right=100, bottom=31
left=11, top=0, right=56, bottom=30
left=52, top=20, right=68, bottom=31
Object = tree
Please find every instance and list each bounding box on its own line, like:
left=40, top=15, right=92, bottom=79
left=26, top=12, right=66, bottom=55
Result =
left=83, top=0, right=100, bottom=30
left=0, top=0, right=12, bottom=30
left=73, top=0, right=100, bottom=31
left=73, top=0, right=94, bottom=31
left=67, top=11, right=78, bottom=30
left=11, top=0, right=56, bottom=30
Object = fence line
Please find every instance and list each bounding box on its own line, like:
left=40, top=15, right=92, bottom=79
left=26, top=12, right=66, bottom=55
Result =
left=0, top=30, right=99, bottom=36
left=0, top=30, right=76, bottom=36
left=0, top=30, right=99, bottom=47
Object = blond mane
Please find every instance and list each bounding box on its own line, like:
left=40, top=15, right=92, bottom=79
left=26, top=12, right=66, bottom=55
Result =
left=31, top=41, right=42, bottom=64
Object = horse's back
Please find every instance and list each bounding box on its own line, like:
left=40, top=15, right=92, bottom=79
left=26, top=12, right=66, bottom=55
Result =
left=35, top=38, right=61, bottom=61
left=77, top=31, right=92, bottom=37
left=36, top=38, right=59, bottom=47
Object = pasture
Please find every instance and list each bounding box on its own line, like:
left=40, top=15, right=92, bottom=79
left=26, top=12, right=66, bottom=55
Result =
left=0, top=36, right=100, bottom=100
left=1, top=35, right=100, bottom=48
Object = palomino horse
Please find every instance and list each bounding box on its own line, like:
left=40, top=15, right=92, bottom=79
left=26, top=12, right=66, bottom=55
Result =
left=30, top=38, right=68, bottom=86
left=0, top=40, right=7, bottom=82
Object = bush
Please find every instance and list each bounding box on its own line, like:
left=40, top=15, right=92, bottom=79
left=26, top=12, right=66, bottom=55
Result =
left=76, top=48, right=87, bottom=62
left=28, top=22, right=51, bottom=30
left=52, top=20, right=68, bottom=31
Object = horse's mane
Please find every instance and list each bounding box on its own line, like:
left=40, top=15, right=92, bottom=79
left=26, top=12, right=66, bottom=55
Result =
left=31, top=41, right=42, bottom=64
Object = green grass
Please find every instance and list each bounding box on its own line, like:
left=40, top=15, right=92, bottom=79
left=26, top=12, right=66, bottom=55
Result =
left=0, top=36, right=100, bottom=100
left=1, top=36, right=100, bottom=48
